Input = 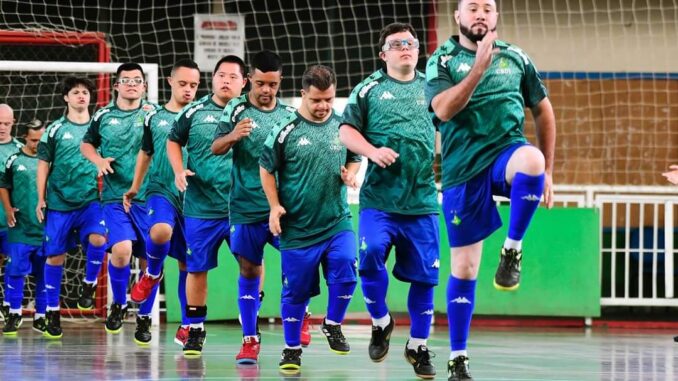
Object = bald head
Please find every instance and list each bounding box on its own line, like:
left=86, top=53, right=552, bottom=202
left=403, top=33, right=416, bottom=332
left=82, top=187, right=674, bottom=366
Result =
left=0, top=104, right=14, bottom=142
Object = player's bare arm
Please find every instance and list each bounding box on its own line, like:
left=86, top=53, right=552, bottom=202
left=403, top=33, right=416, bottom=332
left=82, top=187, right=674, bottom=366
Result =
left=166, top=140, right=193, bottom=192
left=211, top=117, right=253, bottom=155
left=259, top=166, right=285, bottom=236
left=80, top=142, right=115, bottom=176
left=339, top=125, right=398, bottom=168
left=35, top=159, right=49, bottom=222
left=123, top=150, right=152, bottom=213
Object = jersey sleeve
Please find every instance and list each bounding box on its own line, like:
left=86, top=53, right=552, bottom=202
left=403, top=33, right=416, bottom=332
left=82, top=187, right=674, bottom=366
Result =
left=345, top=148, right=362, bottom=164
left=141, top=112, right=155, bottom=155
left=424, top=54, right=455, bottom=110
left=341, top=85, right=368, bottom=132
left=0, top=157, right=14, bottom=190
left=82, top=115, right=102, bottom=148
left=214, top=98, right=239, bottom=140
left=168, top=111, right=191, bottom=147
left=37, top=125, right=56, bottom=163
left=521, top=53, right=548, bottom=108
left=259, top=127, right=285, bottom=174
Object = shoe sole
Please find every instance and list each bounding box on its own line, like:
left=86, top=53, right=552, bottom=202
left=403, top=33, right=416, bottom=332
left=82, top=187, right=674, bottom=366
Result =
left=330, top=348, right=350, bottom=355
left=134, top=337, right=151, bottom=346
left=404, top=352, right=436, bottom=379
left=279, top=364, right=301, bottom=372
left=2, top=331, right=18, bottom=336
left=236, top=358, right=258, bottom=365
left=493, top=279, right=520, bottom=291
left=105, top=326, right=123, bottom=334
left=77, top=304, right=94, bottom=311
left=43, top=332, right=63, bottom=339
left=183, top=350, right=202, bottom=357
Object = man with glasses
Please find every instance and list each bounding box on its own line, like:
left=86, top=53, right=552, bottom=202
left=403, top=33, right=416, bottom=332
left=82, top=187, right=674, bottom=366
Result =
left=339, top=22, right=439, bottom=379
left=81, top=63, right=158, bottom=344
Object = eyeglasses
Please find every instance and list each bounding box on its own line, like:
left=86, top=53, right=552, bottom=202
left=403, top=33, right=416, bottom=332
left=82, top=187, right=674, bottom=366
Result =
left=382, top=38, right=420, bottom=51
left=117, top=77, right=145, bottom=86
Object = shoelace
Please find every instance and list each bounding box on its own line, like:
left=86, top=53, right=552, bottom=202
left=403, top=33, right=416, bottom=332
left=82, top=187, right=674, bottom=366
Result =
left=415, top=346, right=436, bottom=366
left=325, top=325, right=346, bottom=342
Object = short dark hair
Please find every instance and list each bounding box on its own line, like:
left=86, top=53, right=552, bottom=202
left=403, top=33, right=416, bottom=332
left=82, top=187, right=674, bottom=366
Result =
left=171, top=59, right=200, bottom=75
left=116, top=62, right=145, bottom=81
left=213, top=55, right=246, bottom=77
left=61, top=76, right=95, bottom=97
left=378, top=22, right=418, bottom=52
left=250, top=50, right=282, bottom=74
left=301, top=65, right=336, bottom=91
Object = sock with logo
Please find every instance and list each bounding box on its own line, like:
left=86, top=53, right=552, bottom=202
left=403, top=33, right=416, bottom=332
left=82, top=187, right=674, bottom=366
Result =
left=508, top=172, right=545, bottom=243
left=238, top=275, right=260, bottom=337
left=108, top=262, right=130, bottom=305
left=408, top=282, right=434, bottom=340
left=281, top=300, right=306, bottom=347
left=44, top=263, right=64, bottom=308
left=360, top=268, right=389, bottom=320
left=145, top=238, right=170, bottom=278
left=447, top=275, right=476, bottom=351
left=178, top=269, right=189, bottom=326
left=326, top=281, right=356, bottom=324
left=138, top=282, right=159, bottom=315
left=84, top=242, right=106, bottom=283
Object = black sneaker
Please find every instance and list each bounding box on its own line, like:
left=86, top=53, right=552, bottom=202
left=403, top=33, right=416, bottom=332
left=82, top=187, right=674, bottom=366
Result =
left=369, top=314, right=394, bottom=362
left=78, top=282, right=97, bottom=310
left=278, top=348, right=302, bottom=372
left=404, top=341, right=436, bottom=379
left=2, top=313, right=22, bottom=335
left=321, top=319, right=350, bottom=354
left=32, top=316, right=47, bottom=333
left=183, top=327, right=207, bottom=357
left=44, top=310, right=63, bottom=339
left=0, top=304, right=9, bottom=321
left=493, top=248, right=522, bottom=291
left=134, top=315, right=152, bottom=345
left=105, top=303, right=128, bottom=334
left=447, top=355, right=473, bottom=381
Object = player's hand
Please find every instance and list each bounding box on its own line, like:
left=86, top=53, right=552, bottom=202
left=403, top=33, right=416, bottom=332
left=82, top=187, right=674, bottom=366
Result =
left=123, top=188, right=138, bottom=213
left=543, top=172, right=554, bottom=209
left=367, top=147, right=399, bottom=168
left=174, top=169, right=195, bottom=192
left=95, top=157, right=115, bottom=177
left=340, top=166, right=358, bottom=190
left=231, top=118, right=254, bottom=141
left=475, top=30, right=498, bottom=72
left=269, top=205, right=286, bottom=236
left=35, top=199, right=46, bottom=223
left=662, top=164, right=678, bottom=185
left=5, top=207, right=18, bottom=228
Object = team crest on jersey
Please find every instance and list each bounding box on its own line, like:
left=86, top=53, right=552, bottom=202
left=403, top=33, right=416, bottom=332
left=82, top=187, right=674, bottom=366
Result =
left=495, top=58, right=512, bottom=75
left=330, top=136, right=342, bottom=151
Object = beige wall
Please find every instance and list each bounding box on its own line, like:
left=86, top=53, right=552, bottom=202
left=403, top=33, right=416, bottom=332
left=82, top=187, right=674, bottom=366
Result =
left=436, top=0, right=678, bottom=72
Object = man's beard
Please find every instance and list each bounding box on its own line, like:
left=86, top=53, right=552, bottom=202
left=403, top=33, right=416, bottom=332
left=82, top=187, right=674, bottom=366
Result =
left=459, top=22, right=496, bottom=43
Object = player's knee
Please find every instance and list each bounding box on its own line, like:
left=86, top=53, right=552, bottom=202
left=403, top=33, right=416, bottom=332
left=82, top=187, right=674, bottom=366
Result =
left=512, top=147, right=545, bottom=176
left=110, top=242, right=132, bottom=267
left=46, top=254, right=66, bottom=266
left=451, top=260, right=480, bottom=279
left=178, top=261, right=187, bottom=271
left=88, top=234, right=106, bottom=248
left=150, top=223, right=173, bottom=244
left=238, top=256, right=261, bottom=278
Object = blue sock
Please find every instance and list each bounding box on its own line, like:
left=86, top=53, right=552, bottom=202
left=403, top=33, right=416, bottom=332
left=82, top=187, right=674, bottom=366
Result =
left=138, top=282, right=159, bottom=316
left=281, top=301, right=306, bottom=347
left=178, top=269, right=189, bottom=326
left=186, top=305, right=207, bottom=325
left=238, top=275, right=260, bottom=337
left=408, top=282, right=434, bottom=339
left=7, top=275, right=24, bottom=310
left=108, top=261, right=130, bottom=305
left=447, top=275, right=476, bottom=351
left=44, top=263, right=63, bottom=308
left=32, top=257, right=47, bottom=314
left=327, top=281, right=356, bottom=323
left=508, top=172, right=545, bottom=241
left=360, top=269, right=389, bottom=318
left=146, top=238, right=170, bottom=277
left=84, top=243, right=106, bottom=284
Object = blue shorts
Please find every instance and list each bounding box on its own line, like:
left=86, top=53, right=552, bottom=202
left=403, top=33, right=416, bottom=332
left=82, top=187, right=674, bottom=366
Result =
left=281, top=230, right=357, bottom=304
left=442, top=143, right=527, bottom=247
left=6, top=243, right=45, bottom=277
left=103, top=203, right=149, bottom=258
left=0, top=230, right=9, bottom=256
left=185, top=216, right=231, bottom=272
left=230, top=221, right=279, bottom=265
left=146, top=195, right=187, bottom=263
left=44, top=202, right=107, bottom=257
left=358, top=209, right=439, bottom=286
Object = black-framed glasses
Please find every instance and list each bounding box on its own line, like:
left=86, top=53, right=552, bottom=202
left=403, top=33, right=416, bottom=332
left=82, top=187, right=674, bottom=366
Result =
left=382, top=38, right=420, bottom=51
left=117, top=77, right=145, bottom=86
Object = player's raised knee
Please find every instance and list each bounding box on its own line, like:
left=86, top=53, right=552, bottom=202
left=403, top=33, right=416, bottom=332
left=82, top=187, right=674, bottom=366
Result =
left=511, top=146, right=545, bottom=176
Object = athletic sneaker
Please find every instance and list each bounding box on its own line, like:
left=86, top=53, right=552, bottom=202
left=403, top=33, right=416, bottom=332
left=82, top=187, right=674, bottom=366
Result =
left=175, top=325, right=189, bottom=346
left=78, top=282, right=97, bottom=310
left=134, top=315, right=152, bottom=344
left=235, top=336, right=260, bottom=364
left=321, top=319, right=350, bottom=354
left=404, top=341, right=436, bottom=379
left=43, top=310, right=63, bottom=339
left=2, top=313, right=22, bottom=335
left=300, top=312, right=312, bottom=347
left=183, top=327, right=207, bottom=357
left=278, top=348, right=302, bottom=372
left=130, top=272, right=163, bottom=303
left=105, top=303, right=128, bottom=334
left=32, top=316, right=47, bottom=333
left=447, top=355, right=473, bottom=381
left=369, top=313, right=394, bottom=362
left=494, top=248, right=522, bottom=291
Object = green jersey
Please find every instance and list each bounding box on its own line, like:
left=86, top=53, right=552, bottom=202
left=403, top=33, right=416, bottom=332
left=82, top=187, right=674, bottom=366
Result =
left=342, top=69, right=438, bottom=215
left=82, top=102, right=157, bottom=203
left=0, top=150, right=43, bottom=245
left=0, top=138, right=23, bottom=231
left=216, top=94, right=295, bottom=224
left=168, top=94, right=230, bottom=219
left=260, top=112, right=360, bottom=250
left=142, top=106, right=184, bottom=211
left=38, top=116, right=99, bottom=211
left=425, top=36, right=548, bottom=189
